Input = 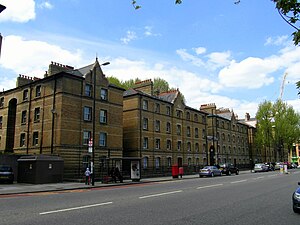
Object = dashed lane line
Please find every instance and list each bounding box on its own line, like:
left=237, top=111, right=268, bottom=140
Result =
left=39, top=201, right=113, bottom=215
left=230, top=179, right=247, bottom=184
left=139, top=190, right=183, bottom=199
left=196, top=184, right=223, bottom=189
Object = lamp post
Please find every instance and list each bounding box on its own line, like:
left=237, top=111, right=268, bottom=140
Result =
left=91, top=60, right=110, bottom=186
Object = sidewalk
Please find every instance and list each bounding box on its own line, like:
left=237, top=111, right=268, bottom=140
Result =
left=0, top=174, right=199, bottom=195
left=0, top=170, right=253, bottom=195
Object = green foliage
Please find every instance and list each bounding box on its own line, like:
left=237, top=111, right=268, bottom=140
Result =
left=132, top=0, right=141, bottom=10
left=255, top=100, right=273, bottom=148
left=273, top=0, right=300, bottom=45
left=107, top=76, right=185, bottom=100
left=107, top=76, right=123, bottom=87
left=107, top=77, right=140, bottom=89
left=153, top=78, right=170, bottom=93
left=122, top=78, right=140, bottom=90
left=255, top=99, right=300, bottom=159
left=297, top=81, right=300, bottom=96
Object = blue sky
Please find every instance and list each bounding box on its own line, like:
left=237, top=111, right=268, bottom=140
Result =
left=0, top=0, right=299, bottom=118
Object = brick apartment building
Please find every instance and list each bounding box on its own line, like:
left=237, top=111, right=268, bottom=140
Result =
left=200, top=104, right=254, bottom=169
left=123, top=80, right=209, bottom=177
left=1, top=61, right=261, bottom=180
left=0, top=59, right=124, bottom=179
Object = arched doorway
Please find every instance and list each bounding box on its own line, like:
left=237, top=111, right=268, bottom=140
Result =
left=177, top=157, right=183, bottom=167
left=5, top=98, right=17, bottom=152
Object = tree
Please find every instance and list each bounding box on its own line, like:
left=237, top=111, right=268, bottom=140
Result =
left=296, top=81, right=300, bottom=96
left=273, top=0, right=300, bottom=45
left=255, top=100, right=273, bottom=161
left=123, top=78, right=141, bottom=90
left=107, top=76, right=186, bottom=101
left=153, top=78, right=170, bottom=93
left=255, top=99, right=300, bottom=162
left=132, top=0, right=300, bottom=46
left=107, top=76, right=124, bottom=88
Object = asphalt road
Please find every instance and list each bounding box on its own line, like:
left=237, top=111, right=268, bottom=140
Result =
left=1, top=170, right=300, bottom=225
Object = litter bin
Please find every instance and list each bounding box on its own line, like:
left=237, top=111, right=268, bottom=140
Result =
left=172, top=164, right=179, bottom=178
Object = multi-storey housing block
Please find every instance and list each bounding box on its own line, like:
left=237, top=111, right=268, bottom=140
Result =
left=0, top=59, right=124, bottom=179
left=123, top=80, right=208, bottom=177
left=200, top=103, right=251, bottom=168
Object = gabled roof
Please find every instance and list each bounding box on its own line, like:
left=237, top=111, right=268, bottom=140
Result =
left=76, top=63, right=94, bottom=76
left=158, top=90, right=179, bottom=104
left=64, top=58, right=103, bottom=77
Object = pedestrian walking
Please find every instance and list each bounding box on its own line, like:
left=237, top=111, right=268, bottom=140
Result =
left=110, top=167, right=117, bottom=183
left=85, top=168, right=91, bottom=185
left=114, top=167, right=123, bottom=183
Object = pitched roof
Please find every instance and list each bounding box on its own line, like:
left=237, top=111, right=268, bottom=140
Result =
left=158, top=90, right=178, bottom=104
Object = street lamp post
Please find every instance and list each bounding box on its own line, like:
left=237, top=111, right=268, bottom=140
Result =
left=91, top=60, right=110, bottom=186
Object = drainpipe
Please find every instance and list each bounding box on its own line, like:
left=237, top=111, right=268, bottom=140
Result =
left=205, top=115, right=208, bottom=165
left=40, top=86, right=46, bottom=154
left=139, top=95, right=142, bottom=159
left=26, top=87, right=32, bottom=154
left=51, top=77, right=57, bottom=154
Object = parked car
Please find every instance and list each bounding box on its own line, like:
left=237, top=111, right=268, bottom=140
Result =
left=0, top=165, right=14, bottom=184
left=199, top=166, right=222, bottom=177
left=274, top=162, right=282, bottom=170
left=254, top=163, right=269, bottom=173
left=219, top=163, right=239, bottom=175
left=264, top=162, right=275, bottom=171
left=291, top=163, right=298, bottom=169
left=292, top=182, right=300, bottom=213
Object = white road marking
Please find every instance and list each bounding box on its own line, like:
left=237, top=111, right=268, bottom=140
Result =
left=39, top=201, right=113, bottom=215
left=139, top=190, right=183, bottom=199
left=230, top=179, right=247, bottom=184
left=268, top=174, right=277, bottom=177
left=196, top=184, right=223, bottom=189
left=253, top=176, right=264, bottom=180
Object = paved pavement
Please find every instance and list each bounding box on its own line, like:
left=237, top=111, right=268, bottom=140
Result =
left=0, top=170, right=253, bottom=195
left=0, top=174, right=199, bottom=195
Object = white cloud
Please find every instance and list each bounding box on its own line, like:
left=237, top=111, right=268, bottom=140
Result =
left=176, top=49, right=204, bottom=67
left=0, top=76, right=16, bottom=92
left=177, top=48, right=231, bottom=70
left=0, top=0, right=35, bottom=23
left=285, top=62, right=300, bottom=83
left=265, top=35, right=289, bottom=46
left=120, top=31, right=137, bottom=44
left=287, top=99, right=300, bottom=115
left=38, top=1, right=54, bottom=10
left=219, top=57, right=275, bottom=88
left=144, top=26, right=160, bottom=37
left=193, top=47, right=206, bottom=55
left=0, top=34, right=299, bottom=119
left=207, top=51, right=231, bottom=70
left=0, top=35, right=85, bottom=84
left=218, top=44, right=300, bottom=90
left=105, top=57, right=224, bottom=112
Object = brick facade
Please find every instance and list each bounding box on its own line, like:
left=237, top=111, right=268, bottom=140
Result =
left=0, top=59, right=124, bottom=179
left=123, top=81, right=208, bottom=176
